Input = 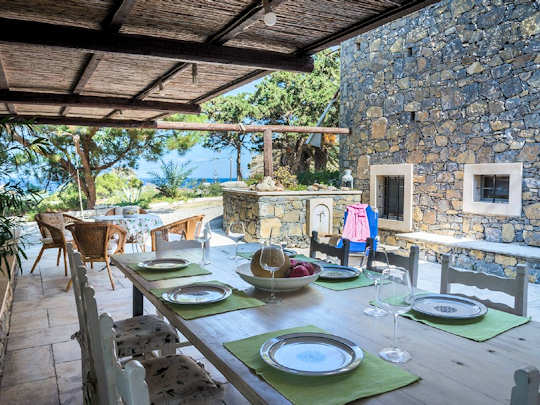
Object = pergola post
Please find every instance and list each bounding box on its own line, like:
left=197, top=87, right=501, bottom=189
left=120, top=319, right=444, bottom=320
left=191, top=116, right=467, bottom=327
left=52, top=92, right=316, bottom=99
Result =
left=263, top=128, right=273, bottom=178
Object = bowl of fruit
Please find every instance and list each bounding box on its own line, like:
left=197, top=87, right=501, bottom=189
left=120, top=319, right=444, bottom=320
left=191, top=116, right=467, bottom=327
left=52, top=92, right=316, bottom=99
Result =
left=235, top=249, right=321, bottom=292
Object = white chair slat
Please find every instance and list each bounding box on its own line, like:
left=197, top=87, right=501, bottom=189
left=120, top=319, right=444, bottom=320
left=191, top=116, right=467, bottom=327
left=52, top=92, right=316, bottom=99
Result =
left=441, top=254, right=528, bottom=316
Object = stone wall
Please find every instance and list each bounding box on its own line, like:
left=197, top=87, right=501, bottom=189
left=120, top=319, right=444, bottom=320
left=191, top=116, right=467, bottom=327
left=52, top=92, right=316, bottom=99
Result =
left=339, top=0, right=539, bottom=279
left=0, top=252, right=18, bottom=383
left=223, top=190, right=362, bottom=247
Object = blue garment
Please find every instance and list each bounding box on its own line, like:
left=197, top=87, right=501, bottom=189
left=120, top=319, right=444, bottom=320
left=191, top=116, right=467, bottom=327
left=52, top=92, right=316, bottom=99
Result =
left=336, top=205, right=378, bottom=252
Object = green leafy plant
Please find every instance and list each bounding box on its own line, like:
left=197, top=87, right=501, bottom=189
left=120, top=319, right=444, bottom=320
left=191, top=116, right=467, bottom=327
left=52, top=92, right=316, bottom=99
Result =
left=273, top=166, right=298, bottom=189
left=150, top=160, right=193, bottom=198
left=0, top=119, right=46, bottom=277
left=297, top=170, right=341, bottom=186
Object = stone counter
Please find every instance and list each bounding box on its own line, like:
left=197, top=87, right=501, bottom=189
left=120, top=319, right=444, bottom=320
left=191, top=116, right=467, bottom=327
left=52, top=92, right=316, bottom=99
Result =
left=223, top=189, right=362, bottom=247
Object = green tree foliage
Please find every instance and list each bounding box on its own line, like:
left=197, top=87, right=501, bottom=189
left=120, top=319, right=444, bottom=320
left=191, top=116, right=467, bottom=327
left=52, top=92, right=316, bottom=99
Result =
left=201, top=93, right=258, bottom=180
left=150, top=160, right=193, bottom=198
left=253, top=49, right=340, bottom=172
left=201, top=49, right=340, bottom=175
left=7, top=124, right=200, bottom=208
left=0, top=119, right=46, bottom=276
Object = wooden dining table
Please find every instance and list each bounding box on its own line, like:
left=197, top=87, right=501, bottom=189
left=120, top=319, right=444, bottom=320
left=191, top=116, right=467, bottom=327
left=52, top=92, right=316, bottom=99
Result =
left=111, top=244, right=540, bottom=405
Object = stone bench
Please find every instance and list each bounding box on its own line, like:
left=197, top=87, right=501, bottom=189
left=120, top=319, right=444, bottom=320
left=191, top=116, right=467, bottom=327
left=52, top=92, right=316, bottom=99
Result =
left=395, top=231, right=540, bottom=283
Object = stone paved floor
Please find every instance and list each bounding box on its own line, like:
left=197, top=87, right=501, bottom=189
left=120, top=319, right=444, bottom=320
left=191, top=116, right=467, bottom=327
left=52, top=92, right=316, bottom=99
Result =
left=1, top=219, right=539, bottom=404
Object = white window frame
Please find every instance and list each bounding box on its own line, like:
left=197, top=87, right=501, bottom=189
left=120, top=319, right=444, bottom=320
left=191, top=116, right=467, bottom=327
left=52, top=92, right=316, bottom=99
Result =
left=370, top=164, right=413, bottom=232
left=463, top=163, right=522, bottom=217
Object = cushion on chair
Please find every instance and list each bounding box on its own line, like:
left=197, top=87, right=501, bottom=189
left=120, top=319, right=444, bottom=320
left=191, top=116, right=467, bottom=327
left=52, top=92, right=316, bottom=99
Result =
left=113, top=315, right=180, bottom=358
left=40, top=237, right=53, bottom=245
left=140, top=354, right=223, bottom=405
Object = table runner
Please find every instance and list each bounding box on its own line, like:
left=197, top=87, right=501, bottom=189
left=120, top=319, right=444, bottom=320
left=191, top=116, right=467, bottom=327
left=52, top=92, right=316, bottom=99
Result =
left=224, top=325, right=420, bottom=405
left=129, top=263, right=211, bottom=281
left=150, top=281, right=264, bottom=320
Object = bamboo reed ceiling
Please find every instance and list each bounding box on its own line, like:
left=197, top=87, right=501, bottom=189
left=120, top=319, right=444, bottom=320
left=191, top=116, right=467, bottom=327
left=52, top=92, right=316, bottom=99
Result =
left=0, top=0, right=439, bottom=124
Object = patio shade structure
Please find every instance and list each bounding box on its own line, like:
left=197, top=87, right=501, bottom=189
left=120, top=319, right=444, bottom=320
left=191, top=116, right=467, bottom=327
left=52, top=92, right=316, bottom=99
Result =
left=0, top=0, right=440, bottom=125
left=1, top=115, right=350, bottom=177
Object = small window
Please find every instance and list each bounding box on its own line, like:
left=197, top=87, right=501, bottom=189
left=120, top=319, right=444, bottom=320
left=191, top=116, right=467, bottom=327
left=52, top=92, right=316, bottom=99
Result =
left=475, top=175, right=509, bottom=203
left=378, top=176, right=404, bottom=220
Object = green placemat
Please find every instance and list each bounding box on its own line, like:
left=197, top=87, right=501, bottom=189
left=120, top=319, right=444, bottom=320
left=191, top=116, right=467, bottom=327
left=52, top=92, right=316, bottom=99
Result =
left=315, top=271, right=377, bottom=290
left=129, top=263, right=211, bottom=281
left=150, top=281, right=264, bottom=320
left=224, top=325, right=419, bottom=405
left=402, top=308, right=530, bottom=342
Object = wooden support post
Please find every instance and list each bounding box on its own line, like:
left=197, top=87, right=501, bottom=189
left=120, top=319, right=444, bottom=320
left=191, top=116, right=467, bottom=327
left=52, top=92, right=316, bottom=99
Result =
left=263, top=128, right=273, bottom=178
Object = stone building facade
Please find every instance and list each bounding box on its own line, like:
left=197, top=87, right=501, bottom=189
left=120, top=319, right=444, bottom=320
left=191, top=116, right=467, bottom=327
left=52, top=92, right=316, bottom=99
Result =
left=339, top=0, right=539, bottom=280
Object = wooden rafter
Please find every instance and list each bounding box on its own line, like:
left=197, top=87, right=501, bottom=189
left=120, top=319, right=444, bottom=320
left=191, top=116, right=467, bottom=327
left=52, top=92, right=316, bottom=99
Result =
left=106, top=0, right=288, bottom=119
left=301, top=0, right=441, bottom=53
left=0, top=18, right=314, bottom=73
left=63, top=0, right=135, bottom=116
left=102, top=0, right=138, bottom=32
left=0, top=55, right=16, bottom=114
left=0, top=90, right=201, bottom=114
left=0, top=114, right=350, bottom=134
left=188, top=0, right=441, bottom=104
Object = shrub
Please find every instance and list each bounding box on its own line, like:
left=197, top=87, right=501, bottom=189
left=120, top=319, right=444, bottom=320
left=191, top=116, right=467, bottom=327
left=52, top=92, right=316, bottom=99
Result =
left=150, top=160, right=193, bottom=198
left=274, top=167, right=297, bottom=189
left=245, top=173, right=263, bottom=186
left=297, top=170, right=341, bottom=186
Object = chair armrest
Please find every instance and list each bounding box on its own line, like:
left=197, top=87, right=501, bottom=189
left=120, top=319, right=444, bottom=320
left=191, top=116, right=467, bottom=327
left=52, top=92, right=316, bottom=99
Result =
left=63, top=214, right=84, bottom=224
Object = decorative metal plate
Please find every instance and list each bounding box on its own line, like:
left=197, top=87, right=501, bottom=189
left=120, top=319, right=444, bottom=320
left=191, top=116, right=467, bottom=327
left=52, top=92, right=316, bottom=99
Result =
left=161, top=283, right=232, bottom=305
left=138, top=258, right=189, bottom=271
left=260, top=332, right=364, bottom=376
left=412, top=294, right=488, bottom=320
left=283, top=248, right=298, bottom=257
left=319, top=265, right=361, bottom=280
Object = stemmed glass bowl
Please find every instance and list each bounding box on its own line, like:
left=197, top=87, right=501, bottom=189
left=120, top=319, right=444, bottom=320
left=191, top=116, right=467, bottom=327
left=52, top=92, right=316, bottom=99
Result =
left=376, top=266, right=414, bottom=363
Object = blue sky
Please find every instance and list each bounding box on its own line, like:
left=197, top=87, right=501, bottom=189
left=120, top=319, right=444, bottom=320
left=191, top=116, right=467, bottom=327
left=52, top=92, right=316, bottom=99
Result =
left=134, top=79, right=262, bottom=180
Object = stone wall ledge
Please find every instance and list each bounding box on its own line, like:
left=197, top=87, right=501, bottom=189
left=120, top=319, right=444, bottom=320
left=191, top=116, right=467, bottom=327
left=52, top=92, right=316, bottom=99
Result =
left=223, top=188, right=363, bottom=197
left=397, top=232, right=540, bottom=262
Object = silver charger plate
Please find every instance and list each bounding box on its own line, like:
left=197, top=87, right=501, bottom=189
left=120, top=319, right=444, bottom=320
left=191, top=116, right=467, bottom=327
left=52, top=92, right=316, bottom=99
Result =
left=138, top=258, right=190, bottom=271
left=412, top=293, right=488, bottom=320
left=161, top=282, right=232, bottom=305
left=260, top=332, right=364, bottom=376
left=319, top=265, right=361, bottom=280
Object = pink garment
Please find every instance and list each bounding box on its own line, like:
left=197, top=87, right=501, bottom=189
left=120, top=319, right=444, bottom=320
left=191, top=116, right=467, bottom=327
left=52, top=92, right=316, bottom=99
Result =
left=342, top=203, right=370, bottom=242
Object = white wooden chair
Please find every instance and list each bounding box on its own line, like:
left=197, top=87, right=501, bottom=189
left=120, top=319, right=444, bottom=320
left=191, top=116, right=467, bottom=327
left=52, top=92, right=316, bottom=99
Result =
left=155, top=231, right=201, bottom=258
left=441, top=254, right=528, bottom=316
left=67, top=244, right=179, bottom=359
left=87, top=292, right=224, bottom=405
left=511, top=366, right=540, bottom=405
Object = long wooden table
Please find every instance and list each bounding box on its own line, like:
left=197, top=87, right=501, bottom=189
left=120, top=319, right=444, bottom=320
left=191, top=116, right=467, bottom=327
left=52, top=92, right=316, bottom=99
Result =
left=111, top=245, right=539, bottom=405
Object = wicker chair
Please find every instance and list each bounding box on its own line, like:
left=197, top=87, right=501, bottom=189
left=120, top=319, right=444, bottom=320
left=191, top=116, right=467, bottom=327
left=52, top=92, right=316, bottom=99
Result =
left=66, top=222, right=127, bottom=291
left=30, top=212, right=83, bottom=276
left=150, top=215, right=204, bottom=251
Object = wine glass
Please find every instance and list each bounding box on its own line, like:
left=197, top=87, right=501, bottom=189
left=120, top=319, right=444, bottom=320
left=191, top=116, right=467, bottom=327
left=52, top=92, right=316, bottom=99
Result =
left=362, top=247, right=388, bottom=317
left=259, top=242, right=285, bottom=304
left=377, top=266, right=414, bottom=363
left=195, top=222, right=212, bottom=265
left=227, top=221, right=245, bottom=260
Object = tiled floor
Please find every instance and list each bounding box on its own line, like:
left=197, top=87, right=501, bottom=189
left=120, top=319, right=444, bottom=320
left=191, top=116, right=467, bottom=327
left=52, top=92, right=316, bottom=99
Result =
left=1, top=226, right=539, bottom=404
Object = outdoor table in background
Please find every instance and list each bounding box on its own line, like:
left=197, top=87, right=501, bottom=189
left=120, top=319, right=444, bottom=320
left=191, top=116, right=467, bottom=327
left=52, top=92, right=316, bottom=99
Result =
left=93, top=214, right=162, bottom=249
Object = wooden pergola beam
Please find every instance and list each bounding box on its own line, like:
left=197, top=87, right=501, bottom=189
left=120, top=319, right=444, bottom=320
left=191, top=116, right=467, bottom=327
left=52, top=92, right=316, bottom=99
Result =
left=0, top=115, right=350, bottom=134
left=0, top=90, right=201, bottom=114
left=302, top=0, right=441, bottom=53
left=63, top=0, right=135, bottom=116
left=113, top=0, right=289, bottom=112
left=0, top=55, right=16, bottom=114
left=188, top=0, right=441, bottom=103
left=102, top=0, right=138, bottom=32
left=0, top=18, right=314, bottom=73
